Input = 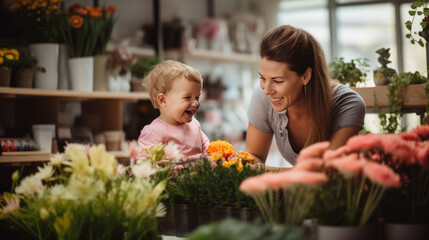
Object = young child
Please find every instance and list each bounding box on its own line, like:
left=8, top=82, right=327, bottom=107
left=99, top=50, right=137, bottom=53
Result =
left=137, top=60, right=210, bottom=160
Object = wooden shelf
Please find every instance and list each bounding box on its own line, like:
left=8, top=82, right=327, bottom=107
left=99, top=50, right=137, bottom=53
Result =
left=352, top=84, right=427, bottom=108
left=0, top=87, right=150, bottom=101
left=128, top=46, right=155, bottom=57
left=164, top=48, right=259, bottom=64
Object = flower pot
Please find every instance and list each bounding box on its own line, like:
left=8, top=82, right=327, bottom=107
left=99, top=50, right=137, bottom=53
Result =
left=197, top=205, right=217, bottom=226
left=157, top=202, right=175, bottom=236
left=174, top=203, right=199, bottom=237
left=382, top=223, right=429, bottom=240
left=0, top=68, right=12, bottom=87
left=13, top=68, right=34, bottom=88
left=29, top=43, right=59, bottom=89
left=58, top=43, right=70, bottom=90
left=215, top=206, right=241, bottom=221
left=374, top=70, right=389, bottom=86
left=240, top=207, right=261, bottom=223
left=93, top=55, right=109, bottom=91
left=316, top=224, right=377, bottom=240
left=130, top=78, right=146, bottom=92
left=69, top=56, right=94, bottom=92
left=109, top=72, right=131, bottom=92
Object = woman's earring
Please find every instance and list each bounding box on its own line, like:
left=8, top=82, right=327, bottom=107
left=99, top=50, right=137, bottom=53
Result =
left=304, top=84, right=307, bottom=97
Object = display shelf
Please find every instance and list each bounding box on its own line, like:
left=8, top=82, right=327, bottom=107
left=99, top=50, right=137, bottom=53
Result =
left=352, top=84, right=427, bottom=108
left=128, top=46, right=156, bottom=57
left=0, top=87, right=150, bottom=101
left=0, top=151, right=130, bottom=164
left=164, top=48, right=259, bottom=64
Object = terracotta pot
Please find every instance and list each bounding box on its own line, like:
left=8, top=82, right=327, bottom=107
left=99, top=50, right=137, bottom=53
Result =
left=14, top=68, right=34, bottom=88
left=0, top=68, right=12, bottom=87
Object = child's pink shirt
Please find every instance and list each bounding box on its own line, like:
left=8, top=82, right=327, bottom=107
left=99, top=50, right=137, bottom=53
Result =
left=138, top=117, right=210, bottom=159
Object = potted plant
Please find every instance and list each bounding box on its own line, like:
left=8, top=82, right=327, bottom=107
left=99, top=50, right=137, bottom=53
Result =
left=373, top=48, right=396, bottom=86
left=107, top=46, right=137, bottom=92
left=328, top=57, right=369, bottom=87
left=12, top=52, right=45, bottom=88
left=405, top=0, right=429, bottom=47
left=130, top=56, right=161, bottom=92
left=0, top=48, right=19, bottom=87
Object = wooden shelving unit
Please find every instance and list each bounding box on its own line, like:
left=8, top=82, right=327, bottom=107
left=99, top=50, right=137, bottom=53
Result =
left=352, top=84, right=427, bottom=108
left=164, top=48, right=259, bottom=64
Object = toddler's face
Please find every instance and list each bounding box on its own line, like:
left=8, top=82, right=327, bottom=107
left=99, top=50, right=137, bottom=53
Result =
left=159, top=77, right=202, bottom=125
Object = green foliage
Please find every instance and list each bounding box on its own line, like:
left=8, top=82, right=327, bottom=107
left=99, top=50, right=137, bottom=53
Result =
left=15, top=52, right=45, bottom=72
left=329, top=57, right=370, bottom=87
left=130, top=56, right=162, bottom=78
left=188, top=218, right=309, bottom=240
left=93, top=7, right=118, bottom=55
left=166, top=158, right=264, bottom=207
left=405, top=0, right=429, bottom=47
left=375, top=71, right=429, bottom=133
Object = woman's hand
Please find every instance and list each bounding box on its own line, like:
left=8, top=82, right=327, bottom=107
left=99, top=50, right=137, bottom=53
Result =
left=244, top=122, right=273, bottom=164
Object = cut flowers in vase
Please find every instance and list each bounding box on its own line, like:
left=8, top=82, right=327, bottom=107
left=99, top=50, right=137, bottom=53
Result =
left=0, top=143, right=167, bottom=240
left=9, top=0, right=63, bottom=43
left=107, top=46, right=137, bottom=77
left=58, top=3, right=102, bottom=58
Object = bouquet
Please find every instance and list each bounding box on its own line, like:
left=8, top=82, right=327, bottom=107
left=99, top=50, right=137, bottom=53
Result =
left=9, top=0, right=63, bottom=43
left=0, top=143, right=167, bottom=240
left=0, top=48, right=19, bottom=71
left=93, top=5, right=118, bottom=55
left=58, top=3, right=101, bottom=58
left=345, top=125, right=429, bottom=224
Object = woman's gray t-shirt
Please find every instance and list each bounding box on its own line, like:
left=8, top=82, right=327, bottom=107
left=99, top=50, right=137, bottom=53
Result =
left=247, top=84, right=366, bottom=165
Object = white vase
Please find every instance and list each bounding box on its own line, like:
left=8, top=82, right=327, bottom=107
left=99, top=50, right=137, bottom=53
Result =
left=109, top=72, right=131, bottom=92
left=29, top=43, right=59, bottom=89
left=68, top=56, right=94, bottom=92
left=58, top=44, right=70, bottom=90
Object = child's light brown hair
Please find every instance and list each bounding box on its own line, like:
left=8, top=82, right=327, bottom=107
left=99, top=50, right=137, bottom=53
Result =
left=144, top=60, right=203, bottom=109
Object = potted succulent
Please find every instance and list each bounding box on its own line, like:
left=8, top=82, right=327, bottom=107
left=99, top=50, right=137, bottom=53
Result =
left=373, top=48, right=396, bottom=86
left=328, top=57, right=369, bottom=87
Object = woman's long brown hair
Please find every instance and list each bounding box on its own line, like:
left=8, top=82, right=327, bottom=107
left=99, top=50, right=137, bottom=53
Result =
left=260, top=25, right=332, bottom=147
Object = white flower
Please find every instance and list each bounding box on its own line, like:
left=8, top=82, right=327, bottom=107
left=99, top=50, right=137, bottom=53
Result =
left=164, top=141, right=184, bottom=159
left=132, top=161, right=157, bottom=179
left=49, top=153, right=64, bottom=166
left=15, top=175, right=44, bottom=196
left=116, top=164, right=126, bottom=175
left=35, top=165, right=54, bottom=180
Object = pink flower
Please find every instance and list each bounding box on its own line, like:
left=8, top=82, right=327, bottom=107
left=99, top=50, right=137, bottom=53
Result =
left=362, top=161, right=401, bottom=188
left=323, top=145, right=350, bottom=161
left=325, top=154, right=364, bottom=178
left=398, top=132, right=420, bottom=142
left=1, top=195, right=20, bottom=214
left=297, top=141, right=330, bottom=162
left=416, top=142, right=429, bottom=167
left=239, top=176, right=269, bottom=194
left=277, top=169, right=328, bottom=186
left=294, top=158, right=324, bottom=171
left=411, top=125, right=429, bottom=141
left=164, top=141, right=184, bottom=159
left=380, top=135, right=416, bottom=164
left=129, top=141, right=142, bottom=159
left=346, top=134, right=383, bottom=151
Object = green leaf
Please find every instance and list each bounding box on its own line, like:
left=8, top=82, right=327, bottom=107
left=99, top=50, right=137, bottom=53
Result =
left=419, top=39, right=425, bottom=47
left=418, top=10, right=423, bottom=15
left=424, top=8, right=429, bottom=16
left=406, top=33, right=412, bottom=38
left=409, top=10, right=416, bottom=16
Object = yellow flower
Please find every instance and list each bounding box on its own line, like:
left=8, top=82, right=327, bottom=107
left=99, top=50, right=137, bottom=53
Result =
left=0, top=57, right=3, bottom=64
left=236, top=159, right=244, bottom=172
left=221, top=161, right=231, bottom=168
left=235, top=151, right=255, bottom=163
left=375, top=72, right=384, bottom=79
left=5, top=54, right=13, bottom=60
left=210, top=151, right=223, bottom=161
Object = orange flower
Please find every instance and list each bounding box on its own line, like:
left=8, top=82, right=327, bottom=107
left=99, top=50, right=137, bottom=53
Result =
left=0, top=57, right=3, bottom=64
left=89, top=9, right=100, bottom=18
left=106, top=5, right=118, bottom=14
left=69, top=15, right=83, bottom=28
left=77, top=9, right=88, bottom=16
left=207, top=140, right=234, bottom=160
left=10, top=3, right=20, bottom=12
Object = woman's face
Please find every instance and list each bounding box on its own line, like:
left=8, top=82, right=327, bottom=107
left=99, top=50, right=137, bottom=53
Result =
left=259, top=58, right=309, bottom=112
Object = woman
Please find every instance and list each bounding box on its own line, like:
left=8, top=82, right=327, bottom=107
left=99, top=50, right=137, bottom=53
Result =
left=245, top=25, right=366, bottom=166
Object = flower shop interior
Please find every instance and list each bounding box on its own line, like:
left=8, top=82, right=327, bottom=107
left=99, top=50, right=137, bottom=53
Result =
left=1, top=0, right=429, bottom=240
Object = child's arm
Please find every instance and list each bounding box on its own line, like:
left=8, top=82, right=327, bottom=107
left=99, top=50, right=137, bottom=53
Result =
left=137, top=125, right=164, bottom=161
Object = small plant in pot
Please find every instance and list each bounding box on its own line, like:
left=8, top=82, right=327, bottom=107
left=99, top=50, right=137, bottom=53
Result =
left=12, top=52, right=45, bottom=88
left=374, top=48, right=396, bottom=86
left=329, top=57, right=369, bottom=87
left=130, top=56, right=161, bottom=92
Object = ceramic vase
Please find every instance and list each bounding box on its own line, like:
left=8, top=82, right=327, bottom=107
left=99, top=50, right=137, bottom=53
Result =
left=316, top=224, right=377, bottom=240
left=383, top=223, right=429, bottom=240
left=29, top=43, right=59, bottom=89
left=109, top=72, right=131, bottom=92
left=0, top=68, right=12, bottom=87
left=58, top=43, right=70, bottom=90
left=68, top=56, right=94, bottom=92
left=93, top=55, right=109, bottom=91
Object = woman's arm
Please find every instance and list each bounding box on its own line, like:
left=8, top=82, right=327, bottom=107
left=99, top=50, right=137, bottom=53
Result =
left=245, top=122, right=273, bottom=164
left=329, top=126, right=361, bottom=149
